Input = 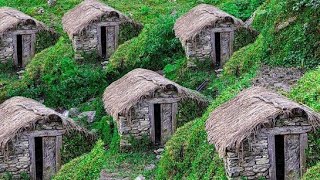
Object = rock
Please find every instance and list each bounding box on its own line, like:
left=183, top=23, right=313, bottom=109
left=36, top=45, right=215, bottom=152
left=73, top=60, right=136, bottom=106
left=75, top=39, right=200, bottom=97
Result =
left=69, top=108, right=80, bottom=117
left=101, top=61, right=109, bottom=65
left=135, top=175, right=145, bottom=180
left=62, top=110, right=69, bottom=117
left=78, top=111, right=96, bottom=123
left=47, top=0, right=57, bottom=7
left=144, top=164, right=156, bottom=171
left=156, top=155, right=162, bottom=159
left=155, top=148, right=164, bottom=154
left=37, top=7, right=45, bottom=14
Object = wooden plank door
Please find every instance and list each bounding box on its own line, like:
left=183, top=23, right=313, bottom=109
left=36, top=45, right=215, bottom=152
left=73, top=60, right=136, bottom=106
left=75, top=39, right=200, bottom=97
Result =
left=42, top=137, right=57, bottom=180
left=220, top=32, right=232, bottom=67
left=284, top=134, right=301, bottom=180
left=160, top=103, right=173, bottom=144
left=105, top=25, right=119, bottom=59
left=21, top=34, right=35, bottom=67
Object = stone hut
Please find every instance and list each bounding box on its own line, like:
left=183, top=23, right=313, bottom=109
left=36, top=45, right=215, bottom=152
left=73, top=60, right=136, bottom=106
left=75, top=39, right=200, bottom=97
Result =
left=62, top=0, right=139, bottom=60
left=103, top=68, right=208, bottom=149
left=0, top=97, right=93, bottom=180
left=0, top=7, right=48, bottom=68
left=205, top=87, right=320, bottom=179
left=174, top=4, right=243, bottom=69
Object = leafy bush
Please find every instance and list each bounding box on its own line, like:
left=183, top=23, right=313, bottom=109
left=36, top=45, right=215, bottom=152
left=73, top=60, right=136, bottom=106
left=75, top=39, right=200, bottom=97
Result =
left=5, top=38, right=108, bottom=108
left=252, top=0, right=320, bottom=68
left=106, top=14, right=183, bottom=79
left=62, top=132, right=95, bottom=164
left=289, top=68, right=320, bottom=167
left=303, top=162, right=320, bottom=180
left=54, top=140, right=107, bottom=180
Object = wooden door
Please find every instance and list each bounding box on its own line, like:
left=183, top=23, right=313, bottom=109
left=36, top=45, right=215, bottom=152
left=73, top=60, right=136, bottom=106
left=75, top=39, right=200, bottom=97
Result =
left=42, top=137, right=57, bottom=180
left=160, top=103, right=173, bottom=143
left=220, top=32, right=233, bottom=67
left=22, top=34, right=33, bottom=66
left=105, top=25, right=119, bottom=59
left=284, top=135, right=301, bottom=180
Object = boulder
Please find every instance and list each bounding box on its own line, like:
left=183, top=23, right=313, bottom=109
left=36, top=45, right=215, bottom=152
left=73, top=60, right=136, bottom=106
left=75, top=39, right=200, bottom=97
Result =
left=69, top=108, right=80, bottom=117
left=78, top=111, right=96, bottom=123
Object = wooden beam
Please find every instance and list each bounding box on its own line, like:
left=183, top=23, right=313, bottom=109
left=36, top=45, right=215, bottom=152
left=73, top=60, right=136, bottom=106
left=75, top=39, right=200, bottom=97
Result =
left=97, top=22, right=120, bottom=26
left=147, top=98, right=181, bottom=104
left=171, top=102, right=178, bottom=133
left=210, top=31, right=216, bottom=67
left=28, top=136, right=36, bottom=180
left=148, top=103, right=155, bottom=144
left=211, top=28, right=234, bottom=33
left=56, top=136, right=63, bottom=172
left=261, top=126, right=312, bottom=135
left=268, top=134, right=276, bottom=180
left=300, top=133, right=308, bottom=176
left=13, top=30, right=38, bottom=35
left=28, top=130, right=65, bottom=137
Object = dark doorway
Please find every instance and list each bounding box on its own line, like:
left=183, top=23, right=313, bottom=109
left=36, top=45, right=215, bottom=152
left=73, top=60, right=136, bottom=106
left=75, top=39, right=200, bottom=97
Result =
left=100, top=26, right=107, bottom=58
left=17, top=34, right=23, bottom=68
left=35, top=137, right=43, bottom=180
left=154, top=104, right=161, bottom=144
left=275, top=135, right=285, bottom=180
left=214, top=32, right=221, bottom=68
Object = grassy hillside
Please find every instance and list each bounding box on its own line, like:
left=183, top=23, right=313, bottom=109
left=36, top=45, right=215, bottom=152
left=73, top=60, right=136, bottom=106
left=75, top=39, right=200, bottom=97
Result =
left=156, top=0, right=320, bottom=179
left=0, top=0, right=319, bottom=179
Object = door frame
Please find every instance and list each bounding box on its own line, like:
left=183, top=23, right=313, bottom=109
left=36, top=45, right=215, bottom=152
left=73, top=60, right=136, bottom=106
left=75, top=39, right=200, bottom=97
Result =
left=13, top=30, right=37, bottom=68
left=28, top=130, right=64, bottom=180
left=265, top=126, right=311, bottom=179
left=97, top=22, right=120, bottom=58
left=148, top=98, right=180, bottom=144
left=210, top=28, right=234, bottom=68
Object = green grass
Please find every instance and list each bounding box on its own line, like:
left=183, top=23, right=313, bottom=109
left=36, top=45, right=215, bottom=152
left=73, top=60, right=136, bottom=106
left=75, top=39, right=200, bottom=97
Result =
left=303, top=162, right=320, bottom=180
left=55, top=137, right=158, bottom=180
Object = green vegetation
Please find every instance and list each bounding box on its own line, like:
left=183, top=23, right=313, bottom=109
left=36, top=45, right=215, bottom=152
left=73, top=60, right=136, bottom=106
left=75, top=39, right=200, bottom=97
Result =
left=290, top=67, right=320, bottom=167
left=303, top=162, right=320, bottom=180
left=0, top=0, right=319, bottom=179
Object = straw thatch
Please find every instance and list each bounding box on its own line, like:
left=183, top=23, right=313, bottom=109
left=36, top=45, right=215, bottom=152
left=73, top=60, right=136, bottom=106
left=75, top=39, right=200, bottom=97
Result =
left=0, top=96, right=93, bottom=151
left=174, top=4, right=243, bottom=44
left=103, top=68, right=208, bottom=120
left=0, top=7, right=47, bottom=35
left=206, top=86, right=320, bottom=157
left=62, top=0, right=130, bottom=39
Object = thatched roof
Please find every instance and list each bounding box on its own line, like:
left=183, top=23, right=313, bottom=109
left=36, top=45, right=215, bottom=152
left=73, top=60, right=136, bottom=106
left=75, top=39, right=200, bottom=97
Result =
left=174, top=4, right=243, bottom=44
left=103, top=68, right=208, bottom=120
left=206, top=86, right=320, bottom=157
left=0, top=97, right=93, bottom=151
left=62, top=0, right=132, bottom=38
left=0, top=7, right=47, bottom=35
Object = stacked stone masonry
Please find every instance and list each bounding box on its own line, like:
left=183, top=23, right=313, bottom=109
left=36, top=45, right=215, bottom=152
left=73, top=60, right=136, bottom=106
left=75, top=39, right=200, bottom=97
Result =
left=118, top=89, right=179, bottom=149
left=225, top=117, right=310, bottom=180
left=0, top=24, right=37, bottom=66
left=183, top=23, right=235, bottom=68
left=0, top=120, right=63, bottom=179
left=72, top=17, right=120, bottom=60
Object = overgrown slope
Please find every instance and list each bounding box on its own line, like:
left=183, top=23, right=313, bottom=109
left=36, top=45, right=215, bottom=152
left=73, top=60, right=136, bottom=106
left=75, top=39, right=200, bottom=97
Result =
left=156, top=0, right=320, bottom=179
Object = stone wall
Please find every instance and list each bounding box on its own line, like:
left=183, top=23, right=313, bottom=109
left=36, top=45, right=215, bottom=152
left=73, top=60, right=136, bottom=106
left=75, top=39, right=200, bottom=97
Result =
left=118, top=89, right=179, bottom=150
left=118, top=100, right=151, bottom=149
left=0, top=120, right=63, bottom=179
left=185, top=28, right=212, bottom=66
left=72, top=23, right=99, bottom=59
left=182, top=23, right=236, bottom=68
left=0, top=33, right=14, bottom=64
left=0, top=24, right=38, bottom=66
left=224, top=117, right=311, bottom=179
left=72, top=17, right=121, bottom=60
